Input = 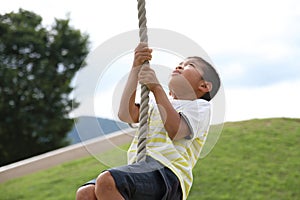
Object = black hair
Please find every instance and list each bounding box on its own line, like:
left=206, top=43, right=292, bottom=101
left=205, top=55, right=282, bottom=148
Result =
left=187, top=56, right=221, bottom=101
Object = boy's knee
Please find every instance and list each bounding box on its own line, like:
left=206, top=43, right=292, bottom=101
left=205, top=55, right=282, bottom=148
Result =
left=96, top=171, right=115, bottom=189
left=95, top=171, right=116, bottom=196
left=76, top=185, right=96, bottom=200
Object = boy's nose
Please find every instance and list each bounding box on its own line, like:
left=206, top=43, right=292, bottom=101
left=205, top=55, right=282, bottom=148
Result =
left=175, top=65, right=184, bottom=70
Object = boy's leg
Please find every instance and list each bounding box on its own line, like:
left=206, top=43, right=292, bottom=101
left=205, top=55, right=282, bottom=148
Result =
left=76, top=184, right=97, bottom=200
left=76, top=173, right=124, bottom=200
left=76, top=156, right=181, bottom=200
left=94, top=156, right=179, bottom=200
left=95, top=171, right=125, bottom=200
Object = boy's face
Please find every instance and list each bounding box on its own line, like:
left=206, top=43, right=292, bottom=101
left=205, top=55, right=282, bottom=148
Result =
left=168, top=58, right=205, bottom=100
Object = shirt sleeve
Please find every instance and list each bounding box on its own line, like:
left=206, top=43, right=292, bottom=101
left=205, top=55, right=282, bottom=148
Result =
left=179, top=99, right=211, bottom=140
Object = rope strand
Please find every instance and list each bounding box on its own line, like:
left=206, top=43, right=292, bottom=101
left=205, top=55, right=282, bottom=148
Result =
left=136, top=0, right=149, bottom=162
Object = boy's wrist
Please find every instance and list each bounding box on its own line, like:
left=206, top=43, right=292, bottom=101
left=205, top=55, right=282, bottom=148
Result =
left=151, top=84, right=163, bottom=94
left=131, top=66, right=141, bottom=74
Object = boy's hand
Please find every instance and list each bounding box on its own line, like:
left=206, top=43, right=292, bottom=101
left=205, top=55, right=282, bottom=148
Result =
left=138, top=65, right=161, bottom=92
left=133, top=42, right=152, bottom=69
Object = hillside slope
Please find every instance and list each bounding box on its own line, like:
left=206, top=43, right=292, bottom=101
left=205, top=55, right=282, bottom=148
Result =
left=0, top=118, right=299, bottom=200
left=189, top=118, right=300, bottom=200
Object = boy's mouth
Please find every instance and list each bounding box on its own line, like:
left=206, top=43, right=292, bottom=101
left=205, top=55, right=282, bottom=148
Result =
left=171, top=70, right=181, bottom=76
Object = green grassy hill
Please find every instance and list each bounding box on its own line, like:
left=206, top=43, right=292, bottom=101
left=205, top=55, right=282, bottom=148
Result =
left=1, top=118, right=299, bottom=200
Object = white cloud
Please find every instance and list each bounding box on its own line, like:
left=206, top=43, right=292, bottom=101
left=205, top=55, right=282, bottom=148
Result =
left=2, top=0, right=300, bottom=121
left=74, top=79, right=300, bottom=122
left=219, top=62, right=246, bottom=81
left=225, top=79, right=300, bottom=121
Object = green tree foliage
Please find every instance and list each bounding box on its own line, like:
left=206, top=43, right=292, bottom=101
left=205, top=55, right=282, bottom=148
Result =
left=0, top=9, right=89, bottom=166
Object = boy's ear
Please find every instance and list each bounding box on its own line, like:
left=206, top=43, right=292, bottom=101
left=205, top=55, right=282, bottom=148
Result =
left=199, top=81, right=212, bottom=93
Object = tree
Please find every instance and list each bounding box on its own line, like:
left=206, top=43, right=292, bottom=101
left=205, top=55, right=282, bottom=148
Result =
left=0, top=9, right=90, bottom=166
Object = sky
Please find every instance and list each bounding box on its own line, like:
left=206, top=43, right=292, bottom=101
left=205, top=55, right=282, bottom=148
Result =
left=2, top=0, right=300, bottom=122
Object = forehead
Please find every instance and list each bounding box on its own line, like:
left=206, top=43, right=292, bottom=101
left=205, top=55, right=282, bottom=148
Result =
left=180, top=58, right=204, bottom=71
left=178, top=58, right=204, bottom=78
left=180, top=57, right=202, bottom=66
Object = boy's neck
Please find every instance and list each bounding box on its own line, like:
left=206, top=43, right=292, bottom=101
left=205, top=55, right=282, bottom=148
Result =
left=170, top=92, right=199, bottom=101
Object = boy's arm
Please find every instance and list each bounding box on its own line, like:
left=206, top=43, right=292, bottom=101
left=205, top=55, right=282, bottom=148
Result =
left=118, top=67, right=140, bottom=123
left=118, top=43, right=152, bottom=123
left=138, top=66, right=191, bottom=140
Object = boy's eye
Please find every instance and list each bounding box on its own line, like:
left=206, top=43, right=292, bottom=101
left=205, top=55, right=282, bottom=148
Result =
left=188, top=63, right=195, bottom=68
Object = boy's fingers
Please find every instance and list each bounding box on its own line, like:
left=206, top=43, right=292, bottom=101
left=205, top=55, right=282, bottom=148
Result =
left=135, top=52, right=152, bottom=62
left=135, top=43, right=152, bottom=53
left=133, top=43, right=152, bottom=67
left=135, top=48, right=152, bottom=55
left=135, top=51, right=151, bottom=57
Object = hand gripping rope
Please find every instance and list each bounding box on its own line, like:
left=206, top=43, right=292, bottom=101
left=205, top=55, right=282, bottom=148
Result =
left=136, top=0, right=149, bottom=162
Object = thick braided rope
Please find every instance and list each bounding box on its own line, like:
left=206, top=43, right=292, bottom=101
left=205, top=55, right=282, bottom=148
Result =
left=136, top=0, right=149, bottom=162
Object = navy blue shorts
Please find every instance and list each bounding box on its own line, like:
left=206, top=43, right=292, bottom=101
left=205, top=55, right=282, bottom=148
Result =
left=82, top=156, right=182, bottom=200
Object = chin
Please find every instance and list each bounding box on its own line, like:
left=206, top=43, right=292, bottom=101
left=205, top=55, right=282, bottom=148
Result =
left=169, top=81, right=196, bottom=99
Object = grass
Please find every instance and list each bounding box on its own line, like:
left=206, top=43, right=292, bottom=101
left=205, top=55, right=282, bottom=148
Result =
left=1, top=118, right=299, bottom=200
left=189, top=118, right=300, bottom=200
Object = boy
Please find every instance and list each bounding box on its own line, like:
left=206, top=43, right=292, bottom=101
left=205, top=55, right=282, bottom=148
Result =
left=76, top=42, right=221, bottom=200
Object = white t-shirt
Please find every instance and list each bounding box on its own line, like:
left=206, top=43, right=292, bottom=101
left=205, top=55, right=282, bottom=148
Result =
left=128, top=98, right=211, bottom=200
